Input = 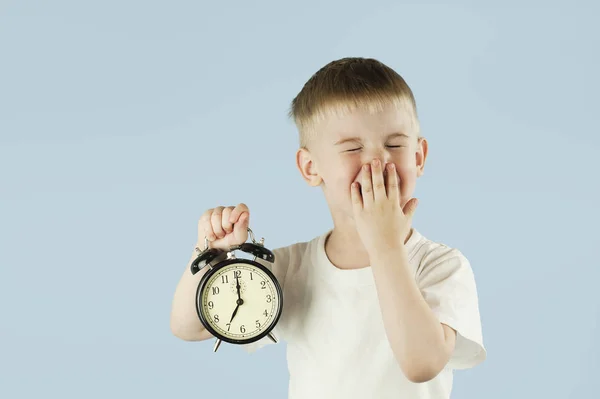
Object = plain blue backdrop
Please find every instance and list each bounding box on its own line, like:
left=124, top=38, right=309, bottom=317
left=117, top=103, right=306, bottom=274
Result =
left=1, top=1, right=598, bottom=398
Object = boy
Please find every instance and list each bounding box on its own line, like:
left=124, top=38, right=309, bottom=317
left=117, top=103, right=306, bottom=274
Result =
left=170, top=57, right=486, bottom=398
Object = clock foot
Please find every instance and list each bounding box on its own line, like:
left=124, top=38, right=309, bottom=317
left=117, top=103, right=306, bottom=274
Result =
left=213, top=338, right=222, bottom=352
left=267, top=332, right=278, bottom=343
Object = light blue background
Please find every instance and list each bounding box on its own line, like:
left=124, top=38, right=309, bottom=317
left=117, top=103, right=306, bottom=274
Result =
left=1, top=1, right=598, bottom=398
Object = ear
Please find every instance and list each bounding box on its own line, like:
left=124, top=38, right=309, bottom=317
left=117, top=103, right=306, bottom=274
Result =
left=415, top=136, right=428, bottom=178
left=296, top=147, right=323, bottom=187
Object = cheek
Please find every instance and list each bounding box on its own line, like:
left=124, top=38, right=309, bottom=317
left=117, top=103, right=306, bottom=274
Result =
left=332, top=158, right=363, bottom=185
left=318, top=157, right=357, bottom=189
left=397, top=167, right=417, bottom=198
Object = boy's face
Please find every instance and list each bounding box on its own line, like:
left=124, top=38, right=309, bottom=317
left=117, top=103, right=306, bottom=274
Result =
left=296, top=103, right=428, bottom=220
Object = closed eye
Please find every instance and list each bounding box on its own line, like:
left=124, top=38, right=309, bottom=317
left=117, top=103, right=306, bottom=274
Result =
left=343, top=145, right=404, bottom=152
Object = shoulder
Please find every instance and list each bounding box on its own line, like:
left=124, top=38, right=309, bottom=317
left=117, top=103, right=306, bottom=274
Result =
left=409, top=230, right=474, bottom=280
left=262, top=234, right=317, bottom=285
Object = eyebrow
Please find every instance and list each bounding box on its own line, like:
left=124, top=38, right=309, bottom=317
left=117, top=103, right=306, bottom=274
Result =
left=334, top=132, right=409, bottom=145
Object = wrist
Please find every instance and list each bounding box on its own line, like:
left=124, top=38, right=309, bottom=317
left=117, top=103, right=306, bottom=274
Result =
left=368, top=242, right=408, bottom=265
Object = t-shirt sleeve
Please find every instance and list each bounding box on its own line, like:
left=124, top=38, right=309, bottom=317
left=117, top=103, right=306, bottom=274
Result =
left=416, top=246, right=486, bottom=370
left=240, top=245, right=291, bottom=354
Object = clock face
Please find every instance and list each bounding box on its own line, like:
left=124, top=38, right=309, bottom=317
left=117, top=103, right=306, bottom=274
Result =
left=198, top=260, right=281, bottom=343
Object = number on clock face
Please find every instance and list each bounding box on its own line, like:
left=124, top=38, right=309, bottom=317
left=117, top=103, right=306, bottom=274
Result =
left=201, top=263, right=279, bottom=340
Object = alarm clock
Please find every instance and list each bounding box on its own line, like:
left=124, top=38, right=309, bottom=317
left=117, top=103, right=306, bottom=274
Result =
left=191, top=227, right=283, bottom=352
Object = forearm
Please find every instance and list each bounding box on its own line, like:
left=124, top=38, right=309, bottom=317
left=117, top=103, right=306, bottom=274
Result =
left=170, top=245, right=211, bottom=340
left=370, top=246, right=449, bottom=382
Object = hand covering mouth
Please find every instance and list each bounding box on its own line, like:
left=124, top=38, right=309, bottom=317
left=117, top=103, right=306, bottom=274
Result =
left=352, top=165, right=395, bottom=183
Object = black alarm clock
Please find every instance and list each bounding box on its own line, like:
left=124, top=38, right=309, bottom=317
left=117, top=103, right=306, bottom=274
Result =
left=191, top=227, right=283, bottom=352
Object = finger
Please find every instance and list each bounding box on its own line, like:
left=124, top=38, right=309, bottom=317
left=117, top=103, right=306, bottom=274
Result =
left=199, top=209, right=216, bottom=242
left=211, top=206, right=226, bottom=238
left=371, top=159, right=386, bottom=202
left=229, top=203, right=249, bottom=224
left=386, top=163, right=400, bottom=202
left=221, top=207, right=234, bottom=233
left=361, top=163, right=373, bottom=206
left=233, top=211, right=249, bottom=243
left=350, top=181, right=363, bottom=211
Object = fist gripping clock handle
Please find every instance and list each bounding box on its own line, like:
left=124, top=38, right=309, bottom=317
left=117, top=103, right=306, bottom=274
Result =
left=199, top=226, right=275, bottom=262
left=199, top=227, right=261, bottom=252
left=196, top=227, right=265, bottom=252
left=191, top=227, right=275, bottom=275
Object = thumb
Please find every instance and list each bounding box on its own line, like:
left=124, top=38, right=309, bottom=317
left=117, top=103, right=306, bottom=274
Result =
left=233, top=212, right=250, bottom=244
left=403, top=198, right=419, bottom=219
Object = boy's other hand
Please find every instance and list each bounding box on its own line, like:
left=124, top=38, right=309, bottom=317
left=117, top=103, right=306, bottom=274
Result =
left=350, top=160, right=418, bottom=255
left=198, top=203, right=250, bottom=250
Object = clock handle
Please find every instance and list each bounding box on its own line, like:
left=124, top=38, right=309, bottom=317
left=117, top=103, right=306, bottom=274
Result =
left=201, top=227, right=265, bottom=252
left=201, top=236, right=209, bottom=251
left=246, top=227, right=265, bottom=246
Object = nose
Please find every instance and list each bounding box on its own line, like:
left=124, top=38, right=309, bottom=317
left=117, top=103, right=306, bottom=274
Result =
left=363, top=149, right=393, bottom=168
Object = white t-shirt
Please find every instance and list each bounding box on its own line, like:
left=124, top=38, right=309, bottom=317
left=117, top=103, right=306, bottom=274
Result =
left=242, top=228, right=486, bottom=399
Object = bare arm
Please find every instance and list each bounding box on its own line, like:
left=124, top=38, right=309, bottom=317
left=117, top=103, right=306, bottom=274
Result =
left=170, top=245, right=214, bottom=341
left=370, top=246, right=456, bottom=383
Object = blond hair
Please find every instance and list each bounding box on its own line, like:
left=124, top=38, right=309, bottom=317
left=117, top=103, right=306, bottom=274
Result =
left=288, top=57, right=420, bottom=149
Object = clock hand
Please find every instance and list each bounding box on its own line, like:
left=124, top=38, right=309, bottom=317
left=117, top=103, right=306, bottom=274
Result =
left=229, top=303, right=240, bottom=323
left=229, top=275, right=244, bottom=323
left=235, top=275, right=242, bottom=300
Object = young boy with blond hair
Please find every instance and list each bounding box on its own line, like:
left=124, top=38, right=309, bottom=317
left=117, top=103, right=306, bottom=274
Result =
left=170, top=57, right=486, bottom=399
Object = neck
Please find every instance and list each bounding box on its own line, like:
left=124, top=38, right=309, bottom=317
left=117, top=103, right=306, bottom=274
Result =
left=324, top=212, right=414, bottom=270
left=325, top=229, right=368, bottom=270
